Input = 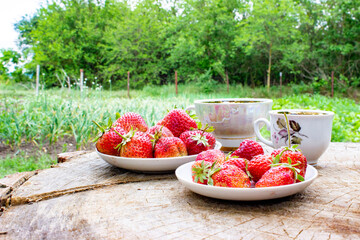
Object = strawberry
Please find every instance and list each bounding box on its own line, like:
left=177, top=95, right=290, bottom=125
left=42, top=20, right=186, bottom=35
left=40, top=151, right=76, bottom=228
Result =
left=248, top=155, right=273, bottom=182
left=113, top=112, right=148, bottom=133
left=230, top=139, right=264, bottom=160
left=191, top=160, right=213, bottom=185
left=118, top=130, right=153, bottom=158
left=211, top=164, right=251, bottom=188
left=95, top=126, right=127, bottom=156
left=221, top=157, right=247, bottom=173
left=278, top=148, right=307, bottom=181
left=154, top=137, right=187, bottom=158
left=157, top=109, right=197, bottom=137
left=255, top=161, right=304, bottom=188
left=146, top=125, right=174, bottom=138
left=180, top=130, right=216, bottom=155
left=147, top=125, right=174, bottom=148
left=270, top=147, right=286, bottom=158
left=195, top=149, right=226, bottom=165
left=255, top=166, right=295, bottom=188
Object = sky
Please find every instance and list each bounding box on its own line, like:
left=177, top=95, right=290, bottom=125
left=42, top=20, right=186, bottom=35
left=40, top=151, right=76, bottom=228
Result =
left=0, top=0, right=45, bottom=51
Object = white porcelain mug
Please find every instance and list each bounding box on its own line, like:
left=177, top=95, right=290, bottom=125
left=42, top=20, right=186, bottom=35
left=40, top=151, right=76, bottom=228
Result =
left=186, top=98, right=273, bottom=151
left=254, top=109, right=334, bottom=165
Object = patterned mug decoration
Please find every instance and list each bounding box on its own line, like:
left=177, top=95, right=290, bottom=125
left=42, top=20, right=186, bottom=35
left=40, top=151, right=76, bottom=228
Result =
left=273, top=118, right=308, bottom=145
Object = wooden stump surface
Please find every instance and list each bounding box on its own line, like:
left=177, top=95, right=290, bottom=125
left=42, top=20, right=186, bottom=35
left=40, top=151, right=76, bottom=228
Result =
left=0, top=143, right=359, bottom=239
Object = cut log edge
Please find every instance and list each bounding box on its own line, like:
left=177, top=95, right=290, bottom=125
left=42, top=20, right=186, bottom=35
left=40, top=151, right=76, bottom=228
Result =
left=10, top=175, right=174, bottom=206
left=57, top=150, right=93, bottom=163
left=0, top=171, right=40, bottom=215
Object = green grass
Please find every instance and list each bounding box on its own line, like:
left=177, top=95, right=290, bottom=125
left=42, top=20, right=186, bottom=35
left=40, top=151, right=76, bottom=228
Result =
left=0, top=152, right=56, bottom=178
left=1, top=84, right=358, bottom=148
left=0, top=83, right=359, bottom=177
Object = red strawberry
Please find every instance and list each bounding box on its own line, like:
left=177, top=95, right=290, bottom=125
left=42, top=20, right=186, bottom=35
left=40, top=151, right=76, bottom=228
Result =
left=211, top=164, right=251, bottom=188
left=191, top=160, right=213, bottom=185
left=147, top=125, right=174, bottom=148
left=113, top=112, right=148, bottom=133
left=279, top=149, right=307, bottom=181
left=248, top=155, right=273, bottom=182
left=157, top=109, right=197, bottom=137
left=154, top=137, right=187, bottom=158
left=146, top=125, right=174, bottom=138
left=255, top=165, right=295, bottom=188
left=95, top=126, right=127, bottom=156
left=195, top=149, right=226, bottom=165
left=119, top=131, right=153, bottom=158
left=180, top=130, right=216, bottom=155
left=270, top=147, right=287, bottom=158
left=230, top=139, right=264, bottom=160
left=222, top=157, right=247, bottom=173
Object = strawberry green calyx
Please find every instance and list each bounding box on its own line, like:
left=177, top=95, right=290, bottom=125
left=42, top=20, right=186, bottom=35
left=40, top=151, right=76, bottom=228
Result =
left=192, top=160, right=222, bottom=185
left=273, top=145, right=301, bottom=164
left=189, top=123, right=214, bottom=146
left=92, top=118, right=113, bottom=142
left=206, top=161, right=222, bottom=186
left=194, top=122, right=214, bottom=133
left=114, top=128, right=135, bottom=150
left=92, top=120, right=105, bottom=142
left=149, top=125, right=164, bottom=147
left=185, top=110, right=199, bottom=121
left=192, top=160, right=212, bottom=184
left=244, top=159, right=253, bottom=179
left=190, top=132, right=210, bottom=147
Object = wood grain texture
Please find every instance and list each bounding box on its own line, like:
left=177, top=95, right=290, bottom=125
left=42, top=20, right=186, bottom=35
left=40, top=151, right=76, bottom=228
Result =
left=0, top=143, right=359, bottom=240
left=0, top=171, right=38, bottom=208
left=57, top=150, right=91, bottom=163
left=10, top=152, right=174, bottom=205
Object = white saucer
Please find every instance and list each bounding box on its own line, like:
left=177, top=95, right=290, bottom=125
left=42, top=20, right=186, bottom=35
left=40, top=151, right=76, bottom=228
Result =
left=175, top=161, right=318, bottom=201
left=96, top=141, right=222, bottom=173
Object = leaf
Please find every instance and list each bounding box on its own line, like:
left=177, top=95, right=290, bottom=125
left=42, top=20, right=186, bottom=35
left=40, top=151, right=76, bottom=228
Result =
left=291, top=136, right=303, bottom=145
left=289, top=120, right=301, bottom=132
left=277, top=118, right=287, bottom=129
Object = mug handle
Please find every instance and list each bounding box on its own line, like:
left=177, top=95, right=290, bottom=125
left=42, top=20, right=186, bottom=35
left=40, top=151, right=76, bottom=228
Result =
left=185, top=105, right=195, bottom=112
left=254, top=118, right=274, bottom=148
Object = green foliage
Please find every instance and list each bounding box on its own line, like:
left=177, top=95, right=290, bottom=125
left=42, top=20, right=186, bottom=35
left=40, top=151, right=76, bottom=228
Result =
left=7, top=0, right=359, bottom=89
left=0, top=152, right=56, bottom=178
left=0, top=84, right=358, bottom=176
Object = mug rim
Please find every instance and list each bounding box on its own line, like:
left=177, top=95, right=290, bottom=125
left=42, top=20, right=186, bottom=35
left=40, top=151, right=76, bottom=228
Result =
left=193, top=98, right=273, bottom=104
left=269, top=109, right=334, bottom=117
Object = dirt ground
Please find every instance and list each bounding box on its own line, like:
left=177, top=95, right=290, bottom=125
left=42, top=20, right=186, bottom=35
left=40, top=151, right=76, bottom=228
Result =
left=0, top=137, right=95, bottom=160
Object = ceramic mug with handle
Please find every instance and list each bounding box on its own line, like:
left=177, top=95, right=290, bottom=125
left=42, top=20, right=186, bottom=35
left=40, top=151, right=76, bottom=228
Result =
left=186, top=98, right=273, bottom=151
left=253, top=109, right=334, bottom=165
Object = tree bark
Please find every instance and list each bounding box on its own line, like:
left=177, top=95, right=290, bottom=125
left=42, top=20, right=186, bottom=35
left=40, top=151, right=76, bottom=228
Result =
left=267, top=42, right=272, bottom=91
left=226, top=70, right=229, bottom=93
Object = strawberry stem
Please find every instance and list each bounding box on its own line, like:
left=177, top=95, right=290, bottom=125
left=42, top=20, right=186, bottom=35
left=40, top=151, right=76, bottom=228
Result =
left=92, top=120, right=105, bottom=133
left=283, top=113, right=291, bottom=148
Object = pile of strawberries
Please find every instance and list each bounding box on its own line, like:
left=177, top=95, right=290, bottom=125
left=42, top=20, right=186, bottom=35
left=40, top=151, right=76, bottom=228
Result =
left=94, top=109, right=216, bottom=158
left=192, top=139, right=307, bottom=188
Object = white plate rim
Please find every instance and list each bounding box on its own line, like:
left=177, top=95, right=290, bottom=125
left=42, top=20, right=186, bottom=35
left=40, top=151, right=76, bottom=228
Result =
left=175, top=161, right=318, bottom=201
left=96, top=141, right=222, bottom=172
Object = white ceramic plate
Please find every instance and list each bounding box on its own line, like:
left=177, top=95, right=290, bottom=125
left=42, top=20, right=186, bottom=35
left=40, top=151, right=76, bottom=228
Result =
left=96, top=141, right=222, bottom=173
left=175, top=161, right=318, bottom=201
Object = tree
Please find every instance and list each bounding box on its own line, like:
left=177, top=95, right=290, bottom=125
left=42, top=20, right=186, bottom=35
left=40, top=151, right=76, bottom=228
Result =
left=167, top=0, right=245, bottom=85
left=237, top=0, right=308, bottom=89
left=300, top=0, right=360, bottom=82
left=0, top=49, right=23, bottom=81
left=101, top=0, right=171, bottom=87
